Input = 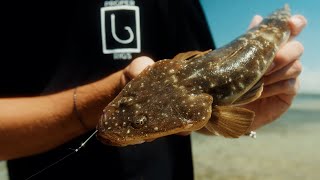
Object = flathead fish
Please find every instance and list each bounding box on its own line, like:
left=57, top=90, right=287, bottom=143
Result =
left=97, top=5, right=291, bottom=146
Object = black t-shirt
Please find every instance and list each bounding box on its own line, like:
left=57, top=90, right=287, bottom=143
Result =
left=4, top=0, right=215, bottom=179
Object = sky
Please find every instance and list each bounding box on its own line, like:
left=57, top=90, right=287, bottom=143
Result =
left=200, top=0, right=320, bottom=94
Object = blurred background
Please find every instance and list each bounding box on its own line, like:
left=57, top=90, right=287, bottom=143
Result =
left=1, top=1, right=319, bottom=180
left=192, top=0, right=320, bottom=180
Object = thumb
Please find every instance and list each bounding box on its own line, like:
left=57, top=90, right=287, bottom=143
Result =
left=248, top=15, right=263, bottom=29
left=121, top=56, right=155, bottom=86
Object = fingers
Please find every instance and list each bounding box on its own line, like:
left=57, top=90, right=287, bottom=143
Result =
left=262, top=42, right=303, bottom=99
left=248, top=15, right=263, bottom=29
left=267, top=40, right=304, bottom=75
left=124, top=56, right=155, bottom=79
left=261, top=15, right=306, bottom=99
left=248, top=14, right=307, bottom=38
left=121, top=56, right=155, bottom=86
left=260, top=78, right=300, bottom=99
left=289, top=15, right=307, bottom=37
left=264, top=60, right=302, bottom=86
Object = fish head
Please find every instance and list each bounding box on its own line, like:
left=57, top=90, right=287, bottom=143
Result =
left=96, top=60, right=213, bottom=146
left=96, top=95, right=151, bottom=146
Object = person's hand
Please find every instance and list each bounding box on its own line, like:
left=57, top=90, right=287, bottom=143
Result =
left=120, top=56, right=155, bottom=87
left=243, top=15, right=307, bottom=131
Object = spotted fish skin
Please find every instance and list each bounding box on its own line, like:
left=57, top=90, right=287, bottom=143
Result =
left=189, top=5, right=291, bottom=105
left=97, top=5, right=291, bottom=146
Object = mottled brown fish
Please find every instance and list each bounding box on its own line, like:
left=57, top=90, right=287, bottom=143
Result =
left=97, top=5, right=292, bottom=146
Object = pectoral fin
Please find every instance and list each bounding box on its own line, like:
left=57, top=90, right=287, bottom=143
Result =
left=233, top=80, right=264, bottom=105
left=205, top=106, right=254, bottom=138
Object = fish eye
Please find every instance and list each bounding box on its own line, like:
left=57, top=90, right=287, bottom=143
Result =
left=132, top=116, right=147, bottom=129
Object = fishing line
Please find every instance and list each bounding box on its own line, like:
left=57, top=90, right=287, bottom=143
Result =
left=25, top=130, right=98, bottom=180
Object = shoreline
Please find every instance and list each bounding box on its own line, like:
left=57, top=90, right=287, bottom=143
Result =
left=192, top=109, right=320, bottom=180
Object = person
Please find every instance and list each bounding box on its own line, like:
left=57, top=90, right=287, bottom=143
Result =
left=0, top=0, right=306, bottom=180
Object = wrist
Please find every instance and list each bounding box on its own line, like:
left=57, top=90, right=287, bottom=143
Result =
left=73, top=70, right=124, bottom=130
left=73, top=87, right=90, bottom=131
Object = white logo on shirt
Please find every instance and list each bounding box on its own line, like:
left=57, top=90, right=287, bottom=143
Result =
left=101, top=1, right=140, bottom=60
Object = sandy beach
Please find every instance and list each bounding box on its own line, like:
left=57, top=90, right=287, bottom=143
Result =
left=192, top=107, right=320, bottom=180
left=0, top=161, right=7, bottom=180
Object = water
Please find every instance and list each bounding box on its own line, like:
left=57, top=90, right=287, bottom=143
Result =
left=192, top=93, right=320, bottom=180
left=260, top=93, right=320, bottom=134
left=290, top=93, right=320, bottom=111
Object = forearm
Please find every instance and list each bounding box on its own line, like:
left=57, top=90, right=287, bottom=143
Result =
left=0, top=90, right=81, bottom=160
left=0, top=70, right=123, bottom=160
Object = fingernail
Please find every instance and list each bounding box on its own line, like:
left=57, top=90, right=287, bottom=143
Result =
left=291, top=16, right=303, bottom=27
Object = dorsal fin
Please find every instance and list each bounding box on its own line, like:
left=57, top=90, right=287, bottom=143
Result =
left=172, top=51, right=203, bottom=61
left=172, top=49, right=212, bottom=61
